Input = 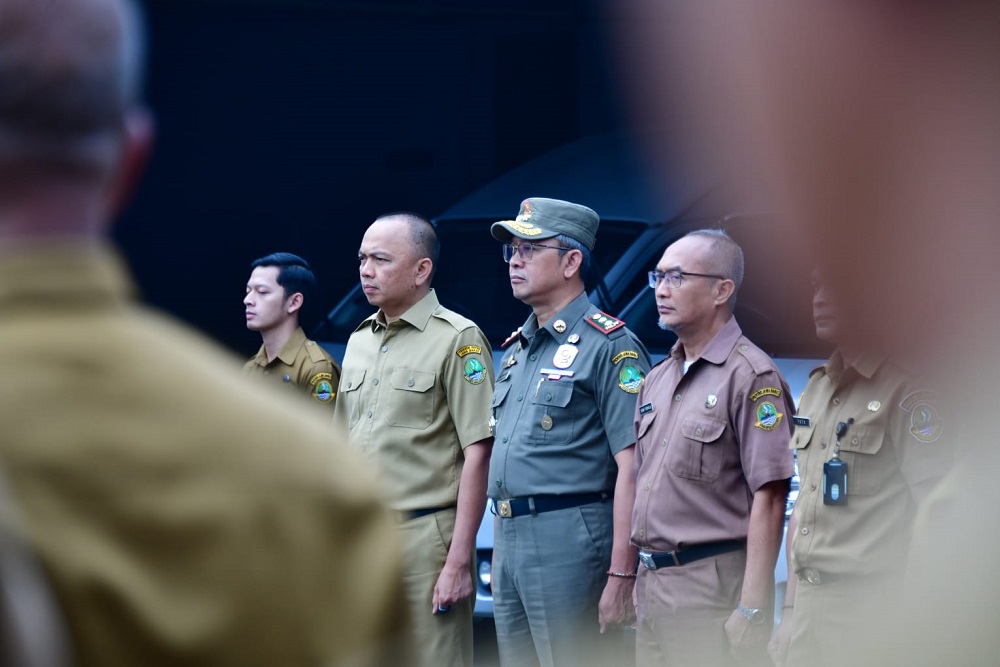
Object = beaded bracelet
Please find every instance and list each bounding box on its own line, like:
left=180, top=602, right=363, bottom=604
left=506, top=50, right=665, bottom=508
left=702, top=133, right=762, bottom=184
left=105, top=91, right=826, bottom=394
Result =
left=607, top=570, right=638, bottom=579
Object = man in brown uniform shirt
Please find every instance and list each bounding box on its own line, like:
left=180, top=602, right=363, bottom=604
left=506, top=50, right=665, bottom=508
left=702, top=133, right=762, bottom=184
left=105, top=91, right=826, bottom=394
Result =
left=768, top=272, right=951, bottom=667
left=632, top=230, right=794, bottom=666
left=334, top=213, right=494, bottom=667
left=243, top=252, right=340, bottom=408
left=0, top=1, right=407, bottom=664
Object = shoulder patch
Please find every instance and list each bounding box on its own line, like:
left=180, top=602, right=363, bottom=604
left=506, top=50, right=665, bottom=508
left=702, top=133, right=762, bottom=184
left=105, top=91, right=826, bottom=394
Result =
left=753, top=401, right=783, bottom=430
left=309, top=372, right=335, bottom=402
left=456, top=345, right=483, bottom=358
left=585, top=310, right=625, bottom=335
left=612, top=350, right=639, bottom=365
left=618, top=364, right=644, bottom=393
left=501, top=328, right=521, bottom=349
left=899, top=390, right=942, bottom=443
left=463, top=357, right=487, bottom=385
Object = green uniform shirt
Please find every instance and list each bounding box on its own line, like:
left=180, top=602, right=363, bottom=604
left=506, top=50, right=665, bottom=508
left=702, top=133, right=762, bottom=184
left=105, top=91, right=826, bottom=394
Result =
left=335, top=289, right=495, bottom=511
left=488, top=292, right=652, bottom=499
left=0, top=245, right=406, bottom=667
left=243, top=326, right=340, bottom=409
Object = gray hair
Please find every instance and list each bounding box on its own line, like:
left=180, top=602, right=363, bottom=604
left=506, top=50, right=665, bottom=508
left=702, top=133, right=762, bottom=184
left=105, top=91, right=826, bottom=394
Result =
left=554, top=234, right=592, bottom=279
left=683, top=228, right=744, bottom=311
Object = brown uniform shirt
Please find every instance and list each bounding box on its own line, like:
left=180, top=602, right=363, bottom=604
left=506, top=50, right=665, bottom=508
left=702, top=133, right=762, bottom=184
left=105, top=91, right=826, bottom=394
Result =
left=632, top=318, right=795, bottom=551
left=243, top=326, right=340, bottom=409
left=334, top=289, right=494, bottom=511
left=791, top=352, right=951, bottom=579
left=0, top=246, right=406, bottom=667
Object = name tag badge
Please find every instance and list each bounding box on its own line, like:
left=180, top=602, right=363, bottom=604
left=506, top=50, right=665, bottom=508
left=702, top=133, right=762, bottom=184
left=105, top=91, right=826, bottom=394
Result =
left=639, top=402, right=653, bottom=415
left=793, top=416, right=811, bottom=428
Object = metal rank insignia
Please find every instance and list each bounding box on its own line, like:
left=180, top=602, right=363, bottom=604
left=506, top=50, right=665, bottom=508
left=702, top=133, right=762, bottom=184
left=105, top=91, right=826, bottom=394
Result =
left=503, top=354, right=518, bottom=369
left=553, top=319, right=567, bottom=333
left=567, top=333, right=580, bottom=344
left=552, top=344, right=579, bottom=369
left=868, top=400, right=881, bottom=412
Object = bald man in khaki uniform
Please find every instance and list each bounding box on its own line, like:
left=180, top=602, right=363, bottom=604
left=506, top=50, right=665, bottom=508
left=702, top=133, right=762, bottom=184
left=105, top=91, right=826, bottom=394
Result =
left=335, top=213, right=494, bottom=667
left=0, top=2, right=406, bottom=665
left=769, top=274, right=951, bottom=667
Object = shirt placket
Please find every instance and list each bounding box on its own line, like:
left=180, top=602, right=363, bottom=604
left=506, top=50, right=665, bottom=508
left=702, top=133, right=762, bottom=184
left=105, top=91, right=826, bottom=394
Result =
left=636, top=366, right=684, bottom=548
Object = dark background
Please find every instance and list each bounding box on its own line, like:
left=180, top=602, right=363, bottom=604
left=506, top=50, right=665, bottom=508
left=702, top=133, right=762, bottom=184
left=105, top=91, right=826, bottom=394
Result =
left=117, top=0, right=628, bottom=357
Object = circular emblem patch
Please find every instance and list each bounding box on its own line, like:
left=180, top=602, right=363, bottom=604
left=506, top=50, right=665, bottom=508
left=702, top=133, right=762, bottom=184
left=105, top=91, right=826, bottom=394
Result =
left=314, top=380, right=334, bottom=402
left=464, top=358, right=486, bottom=385
left=754, top=401, right=783, bottom=430
left=909, top=403, right=943, bottom=443
left=618, top=365, right=643, bottom=394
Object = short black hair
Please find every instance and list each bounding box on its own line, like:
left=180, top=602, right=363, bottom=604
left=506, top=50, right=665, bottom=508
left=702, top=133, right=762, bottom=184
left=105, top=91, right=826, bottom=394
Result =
left=249, top=252, right=317, bottom=306
left=374, top=211, right=440, bottom=280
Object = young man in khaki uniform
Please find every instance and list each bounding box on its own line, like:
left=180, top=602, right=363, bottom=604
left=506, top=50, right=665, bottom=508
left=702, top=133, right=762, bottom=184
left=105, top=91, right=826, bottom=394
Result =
left=0, top=2, right=407, bottom=665
left=488, top=198, right=651, bottom=667
left=768, top=273, right=951, bottom=667
left=334, top=212, right=494, bottom=667
left=243, top=252, right=340, bottom=409
left=631, top=230, right=794, bottom=667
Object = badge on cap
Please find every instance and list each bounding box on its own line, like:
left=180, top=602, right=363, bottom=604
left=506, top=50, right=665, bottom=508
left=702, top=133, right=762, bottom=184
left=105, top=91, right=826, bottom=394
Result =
left=553, top=344, right=579, bottom=369
left=553, top=319, right=567, bottom=333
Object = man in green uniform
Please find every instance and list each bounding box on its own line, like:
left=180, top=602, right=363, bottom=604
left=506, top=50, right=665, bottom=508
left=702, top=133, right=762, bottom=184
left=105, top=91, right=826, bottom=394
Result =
left=768, top=271, right=951, bottom=667
left=243, top=252, right=340, bottom=409
left=0, top=1, right=406, bottom=665
left=334, top=212, right=494, bottom=667
left=488, top=198, right=652, bottom=667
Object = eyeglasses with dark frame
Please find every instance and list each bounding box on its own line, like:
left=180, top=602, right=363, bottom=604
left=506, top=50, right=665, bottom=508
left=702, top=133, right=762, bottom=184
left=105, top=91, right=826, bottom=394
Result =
left=502, top=242, right=571, bottom=263
left=647, top=269, right=726, bottom=289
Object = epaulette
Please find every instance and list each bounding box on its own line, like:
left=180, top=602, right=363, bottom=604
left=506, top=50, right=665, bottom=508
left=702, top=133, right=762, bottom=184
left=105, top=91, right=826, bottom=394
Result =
left=433, top=306, right=477, bottom=332
left=735, top=338, right=776, bottom=376
left=501, top=328, right=521, bottom=349
left=305, top=339, right=331, bottom=364
left=584, top=310, right=626, bottom=335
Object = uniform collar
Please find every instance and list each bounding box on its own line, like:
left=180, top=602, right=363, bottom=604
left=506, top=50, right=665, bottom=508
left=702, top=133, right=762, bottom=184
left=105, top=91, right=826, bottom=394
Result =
left=0, top=241, right=134, bottom=310
left=519, top=291, right=589, bottom=344
left=274, top=327, right=307, bottom=365
left=824, top=349, right=886, bottom=383
left=669, top=316, right=742, bottom=366
left=358, top=289, right=440, bottom=333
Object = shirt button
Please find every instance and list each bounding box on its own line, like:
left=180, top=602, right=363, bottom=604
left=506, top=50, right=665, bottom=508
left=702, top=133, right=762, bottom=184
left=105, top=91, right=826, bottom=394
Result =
left=644, top=483, right=651, bottom=491
left=661, top=439, right=668, bottom=447
left=810, top=483, right=817, bottom=491
left=407, top=379, right=415, bottom=387
left=820, top=442, right=827, bottom=449
left=529, top=354, right=537, bottom=361
left=381, top=345, right=388, bottom=353
left=801, top=527, right=809, bottom=535
left=638, top=529, right=645, bottom=538
left=695, top=427, right=703, bottom=436
left=740, top=345, right=748, bottom=351
left=372, top=379, right=379, bottom=386
left=545, top=393, right=552, bottom=401
left=832, top=397, right=840, bottom=406
left=367, top=411, right=373, bottom=418
left=517, top=394, right=524, bottom=401
left=502, top=436, right=508, bottom=443
left=851, top=437, right=859, bottom=445
left=347, top=381, right=353, bottom=389
left=674, top=394, right=682, bottom=401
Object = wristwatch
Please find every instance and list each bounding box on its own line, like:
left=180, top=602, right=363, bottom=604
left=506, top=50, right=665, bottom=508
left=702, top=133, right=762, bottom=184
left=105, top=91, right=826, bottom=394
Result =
left=736, top=602, right=765, bottom=625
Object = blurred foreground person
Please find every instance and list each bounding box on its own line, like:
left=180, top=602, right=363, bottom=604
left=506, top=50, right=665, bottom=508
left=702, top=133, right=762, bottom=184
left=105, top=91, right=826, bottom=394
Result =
left=769, top=271, right=952, bottom=667
left=614, top=1, right=1000, bottom=666
left=0, top=1, right=405, bottom=665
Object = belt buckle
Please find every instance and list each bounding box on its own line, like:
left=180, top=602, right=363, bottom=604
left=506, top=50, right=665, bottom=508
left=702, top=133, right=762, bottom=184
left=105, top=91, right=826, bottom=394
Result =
left=638, top=550, right=657, bottom=571
left=498, top=500, right=512, bottom=518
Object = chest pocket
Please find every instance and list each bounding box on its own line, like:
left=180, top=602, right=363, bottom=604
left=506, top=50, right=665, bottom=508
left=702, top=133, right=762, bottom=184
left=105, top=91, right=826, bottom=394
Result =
left=636, top=411, right=657, bottom=454
left=386, top=369, right=436, bottom=430
left=523, top=380, right=575, bottom=446
left=790, top=424, right=815, bottom=472
left=836, top=424, right=887, bottom=496
left=340, top=368, right=366, bottom=427
left=670, top=416, right=727, bottom=483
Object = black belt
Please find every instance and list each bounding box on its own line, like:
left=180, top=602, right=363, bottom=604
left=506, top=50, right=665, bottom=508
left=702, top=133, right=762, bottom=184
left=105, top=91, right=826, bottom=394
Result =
left=638, top=540, right=746, bottom=570
left=492, top=492, right=609, bottom=518
left=403, top=506, right=453, bottom=522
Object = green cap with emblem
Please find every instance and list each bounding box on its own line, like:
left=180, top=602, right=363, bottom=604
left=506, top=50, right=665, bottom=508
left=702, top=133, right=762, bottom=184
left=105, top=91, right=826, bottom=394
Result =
left=491, top=197, right=600, bottom=251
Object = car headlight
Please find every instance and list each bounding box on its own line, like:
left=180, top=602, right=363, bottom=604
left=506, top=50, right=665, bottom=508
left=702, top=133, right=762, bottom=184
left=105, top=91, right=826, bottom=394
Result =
left=478, top=558, right=491, bottom=588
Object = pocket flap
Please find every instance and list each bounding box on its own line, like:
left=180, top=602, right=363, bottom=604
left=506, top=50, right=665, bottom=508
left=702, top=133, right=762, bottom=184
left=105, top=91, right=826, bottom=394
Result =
left=532, top=380, right=572, bottom=408
left=491, top=382, right=511, bottom=409
left=390, top=368, right=435, bottom=393
left=637, top=411, right=657, bottom=439
left=791, top=425, right=814, bottom=450
left=680, top=416, right=726, bottom=443
left=341, top=368, right=366, bottom=392
left=837, top=424, right=885, bottom=455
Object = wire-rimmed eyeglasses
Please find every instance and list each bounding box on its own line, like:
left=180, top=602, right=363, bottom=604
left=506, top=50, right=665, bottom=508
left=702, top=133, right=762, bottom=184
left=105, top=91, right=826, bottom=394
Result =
left=648, top=269, right=726, bottom=289
left=502, top=242, right=570, bottom=263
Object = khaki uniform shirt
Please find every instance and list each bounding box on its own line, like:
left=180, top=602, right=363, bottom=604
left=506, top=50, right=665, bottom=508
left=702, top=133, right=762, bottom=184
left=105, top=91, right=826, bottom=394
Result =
left=334, top=289, right=494, bottom=511
left=0, top=245, right=407, bottom=667
left=489, top=292, right=651, bottom=498
left=632, top=318, right=795, bottom=551
left=243, top=326, right=340, bottom=409
left=791, top=352, right=951, bottom=579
